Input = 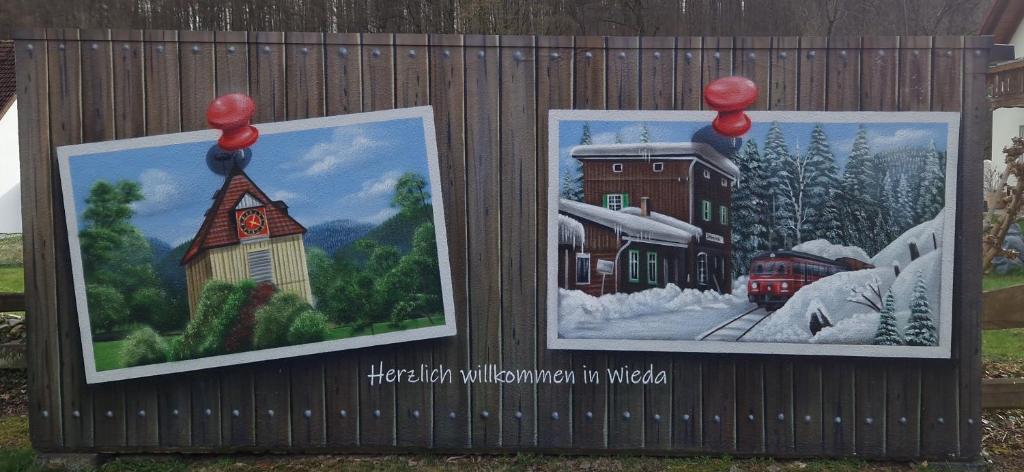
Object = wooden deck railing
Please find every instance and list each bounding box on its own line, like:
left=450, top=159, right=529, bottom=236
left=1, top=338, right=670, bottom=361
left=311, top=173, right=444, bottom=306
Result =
left=2, top=288, right=1023, bottom=407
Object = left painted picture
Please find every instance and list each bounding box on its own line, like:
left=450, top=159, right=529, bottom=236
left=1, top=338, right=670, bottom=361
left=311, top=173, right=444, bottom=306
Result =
left=58, top=105, right=456, bottom=383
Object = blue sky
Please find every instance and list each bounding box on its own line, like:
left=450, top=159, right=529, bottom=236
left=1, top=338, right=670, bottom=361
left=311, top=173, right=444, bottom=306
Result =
left=68, top=117, right=431, bottom=246
left=558, top=119, right=949, bottom=177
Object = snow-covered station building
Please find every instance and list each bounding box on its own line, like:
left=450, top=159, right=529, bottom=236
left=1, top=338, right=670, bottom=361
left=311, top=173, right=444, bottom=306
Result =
left=557, top=142, right=739, bottom=296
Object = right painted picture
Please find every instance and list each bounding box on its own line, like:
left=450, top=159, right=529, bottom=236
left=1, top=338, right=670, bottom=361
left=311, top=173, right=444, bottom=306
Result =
left=547, top=110, right=960, bottom=358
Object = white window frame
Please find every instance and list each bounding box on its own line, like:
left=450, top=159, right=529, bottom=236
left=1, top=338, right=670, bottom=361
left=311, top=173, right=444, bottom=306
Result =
left=703, top=169, right=711, bottom=179
left=628, top=250, right=640, bottom=282
left=652, top=162, right=664, bottom=172
left=647, top=252, right=658, bottom=284
left=720, top=205, right=728, bottom=225
left=606, top=193, right=624, bottom=211
left=612, top=163, right=624, bottom=173
left=701, top=200, right=712, bottom=221
left=575, top=253, right=591, bottom=285
left=697, top=252, right=708, bottom=285
left=721, top=177, right=728, bottom=187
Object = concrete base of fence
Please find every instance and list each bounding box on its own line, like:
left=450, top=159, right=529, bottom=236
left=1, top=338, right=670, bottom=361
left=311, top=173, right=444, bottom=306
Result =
left=35, top=453, right=102, bottom=471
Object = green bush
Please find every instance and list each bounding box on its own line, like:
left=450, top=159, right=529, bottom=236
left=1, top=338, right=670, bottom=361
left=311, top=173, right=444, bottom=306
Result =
left=254, top=292, right=310, bottom=349
left=120, top=327, right=170, bottom=367
left=129, top=286, right=187, bottom=333
left=87, top=283, right=129, bottom=334
left=194, top=280, right=255, bottom=357
left=287, top=310, right=329, bottom=345
left=175, top=280, right=235, bottom=360
left=389, top=300, right=414, bottom=328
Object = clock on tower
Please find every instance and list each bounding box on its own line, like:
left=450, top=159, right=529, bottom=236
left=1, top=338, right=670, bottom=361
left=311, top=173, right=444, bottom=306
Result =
left=235, top=207, right=270, bottom=240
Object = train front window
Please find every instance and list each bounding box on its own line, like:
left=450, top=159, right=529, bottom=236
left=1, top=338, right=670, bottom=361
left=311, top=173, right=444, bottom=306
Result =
left=754, top=263, right=765, bottom=274
left=775, top=263, right=787, bottom=274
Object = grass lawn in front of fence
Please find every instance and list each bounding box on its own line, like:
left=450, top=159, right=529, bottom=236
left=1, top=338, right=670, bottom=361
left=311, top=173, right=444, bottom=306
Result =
left=0, top=266, right=24, bottom=293
left=92, top=316, right=444, bottom=372
left=983, top=328, right=1024, bottom=361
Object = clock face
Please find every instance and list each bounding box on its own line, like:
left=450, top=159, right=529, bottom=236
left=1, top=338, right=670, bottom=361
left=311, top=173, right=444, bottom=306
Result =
left=236, top=208, right=269, bottom=239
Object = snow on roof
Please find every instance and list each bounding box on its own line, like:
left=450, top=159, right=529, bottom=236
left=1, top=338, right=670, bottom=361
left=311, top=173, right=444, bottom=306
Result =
left=558, top=214, right=586, bottom=250
left=792, top=239, right=871, bottom=264
left=559, top=198, right=695, bottom=245
left=619, top=206, right=703, bottom=238
left=570, top=142, right=740, bottom=178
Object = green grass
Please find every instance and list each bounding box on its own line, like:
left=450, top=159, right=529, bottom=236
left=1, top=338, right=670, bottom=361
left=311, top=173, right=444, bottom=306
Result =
left=326, top=315, right=445, bottom=340
left=93, top=337, right=128, bottom=372
left=983, top=328, right=1024, bottom=361
left=0, top=266, right=23, bottom=294
left=984, top=272, right=1024, bottom=292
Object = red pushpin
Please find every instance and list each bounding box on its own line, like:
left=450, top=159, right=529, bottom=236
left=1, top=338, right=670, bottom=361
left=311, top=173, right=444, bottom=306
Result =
left=207, top=93, right=259, bottom=151
left=704, top=76, right=757, bottom=138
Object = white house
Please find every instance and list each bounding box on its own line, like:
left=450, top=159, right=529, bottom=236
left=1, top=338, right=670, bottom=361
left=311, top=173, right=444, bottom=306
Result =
left=0, top=41, right=19, bottom=234
left=983, top=0, right=1024, bottom=166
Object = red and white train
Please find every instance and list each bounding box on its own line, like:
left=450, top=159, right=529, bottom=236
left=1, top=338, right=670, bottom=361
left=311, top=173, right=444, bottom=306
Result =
left=746, top=250, right=874, bottom=310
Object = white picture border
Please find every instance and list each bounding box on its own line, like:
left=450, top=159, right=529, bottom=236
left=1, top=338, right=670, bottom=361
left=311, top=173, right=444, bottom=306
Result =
left=546, top=109, right=960, bottom=359
left=58, top=106, right=458, bottom=383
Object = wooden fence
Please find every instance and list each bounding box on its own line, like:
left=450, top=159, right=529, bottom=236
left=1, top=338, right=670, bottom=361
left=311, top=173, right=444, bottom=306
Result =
left=14, top=30, right=988, bottom=460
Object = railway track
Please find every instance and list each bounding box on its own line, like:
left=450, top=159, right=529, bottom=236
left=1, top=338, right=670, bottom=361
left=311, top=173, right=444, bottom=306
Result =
left=698, top=306, right=773, bottom=342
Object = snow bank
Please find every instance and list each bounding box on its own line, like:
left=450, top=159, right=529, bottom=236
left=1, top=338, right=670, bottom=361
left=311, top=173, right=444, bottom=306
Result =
left=792, top=239, right=870, bottom=263
left=810, top=312, right=880, bottom=344
left=742, top=267, right=897, bottom=343
left=559, top=283, right=741, bottom=331
left=885, top=249, right=942, bottom=333
left=871, top=209, right=945, bottom=270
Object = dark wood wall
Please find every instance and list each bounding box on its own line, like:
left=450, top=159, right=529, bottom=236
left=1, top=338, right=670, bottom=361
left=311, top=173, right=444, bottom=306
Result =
left=15, top=29, right=988, bottom=459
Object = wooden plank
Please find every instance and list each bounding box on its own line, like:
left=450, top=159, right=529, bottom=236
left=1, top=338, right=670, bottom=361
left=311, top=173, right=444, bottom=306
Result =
left=249, top=32, right=286, bottom=124
left=428, top=33, right=471, bottom=450
left=0, top=293, right=25, bottom=312
left=735, top=359, right=764, bottom=453
left=605, top=35, right=644, bottom=451
left=899, top=37, right=933, bottom=111
left=498, top=34, right=537, bottom=449
left=886, top=360, right=920, bottom=458
left=15, top=30, right=63, bottom=451
left=464, top=33, right=502, bottom=448
left=919, top=35, right=959, bottom=460
left=702, top=37, right=733, bottom=86
left=639, top=35, right=675, bottom=452
left=283, top=31, right=327, bottom=450
left=214, top=29, right=255, bottom=450
left=701, top=358, right=735, bottom=452
left=861, top=37, right=899, bottom=112
left=958, top=35, right=991, bottom=460
left=77, top=29, right=127, bottom=451
left=143, top=29, right=191, bottom=449
left=826, top=37, right=861, bottom=111
left=821, top=364, right=855, bottom=456
left=675, top=37, right=702, bottom=110
left=981, top=285, right=1024, bottom=329
left=982, top=378, right=1024, bottom=409
left=254, top=363, right=289, bottom=447
left=535, top=35, right=573, bottom=451
left=854, top=363, right=885, bottom=457
left=177, top=29, right=221, bottom=450
left=394, top=33, right=433, bottom=449
left=672, top=35, right=704, bottom=453
left=570, top=35, right=607, bottom=450
left=770, top=37, right=799, bottom=110
left=357, top=32, right=397, bottom=448
left=322, top=31, right=361, bottom=449
left=43, top=28, right=91, bottom=451
left=111, top=29, right=161, bottom=449
left=734, top=37, right=770, bottom=110
left=798, top=37, right=827, bottom=110
left=792, top=362, right=823, bottom=454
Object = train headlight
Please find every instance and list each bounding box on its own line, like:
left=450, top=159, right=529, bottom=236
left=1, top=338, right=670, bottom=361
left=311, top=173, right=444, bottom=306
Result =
left=751, top=282, right=759, bottom=290
left=781, top=282, right=789, bottom=290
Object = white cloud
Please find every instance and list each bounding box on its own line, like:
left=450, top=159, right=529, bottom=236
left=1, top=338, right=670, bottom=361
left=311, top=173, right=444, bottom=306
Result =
left=290, top=127, right=385, bottom=177
left=350, top=170, right=402, bottom=200
left=359, top=207, right=398, bottom=225
left=868, top=128, right=933, bottom=149
left=132, top=169, right=187, bottom=216
left=269, top=190, right=301, bottom=202
left=591, top=123, right=645, bottom=145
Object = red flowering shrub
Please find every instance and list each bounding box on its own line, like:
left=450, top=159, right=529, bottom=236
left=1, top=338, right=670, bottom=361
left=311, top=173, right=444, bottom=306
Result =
left=224, top=282, right=276, bottom=353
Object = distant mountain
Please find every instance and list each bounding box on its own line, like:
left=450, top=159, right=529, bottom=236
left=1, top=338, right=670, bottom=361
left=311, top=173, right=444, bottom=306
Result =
left=334, top=205, right=434, bottom=264
left=152, top=239, right=191, bottom=304
left=147, top=237, right=173, bottom=262
left=304, top=219, right=375, bottom=257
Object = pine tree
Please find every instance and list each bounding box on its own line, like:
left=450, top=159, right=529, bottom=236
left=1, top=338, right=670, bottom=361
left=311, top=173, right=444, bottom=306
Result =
left=639, top=122, right=651, bottom=143
left=803, top=124, right=843, bottom=243
left=904, top=271, right=938, bottom=346
left=763, top=122, right=795, bottom=249
left=560, top=122, right=590, bottom=201
left=895, top=174, right=914, bottom=232
left=614, top=131, right=624, bottom=144
left=874, top=289, right=903, bottom=345
left=730, top=139, right=769, bottom=276
left=917, top=139, right=945, bottom=223
left=839, top=125, right=877, bottom=252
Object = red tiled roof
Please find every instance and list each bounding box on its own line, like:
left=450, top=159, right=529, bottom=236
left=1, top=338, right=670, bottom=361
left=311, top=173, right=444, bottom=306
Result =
left=181, top=169, right=306, bottom=265
left=0, top=42, right=15, bottom=118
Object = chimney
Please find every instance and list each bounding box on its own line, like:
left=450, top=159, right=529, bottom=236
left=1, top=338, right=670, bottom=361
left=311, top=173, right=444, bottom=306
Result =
left=640, top=197, right=651, bottom=217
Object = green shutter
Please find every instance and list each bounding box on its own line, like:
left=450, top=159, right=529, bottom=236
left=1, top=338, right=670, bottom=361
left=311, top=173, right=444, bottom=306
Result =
left=601, top=194, right=608, bottom=208
left=622, top=193, right=630, bottom=208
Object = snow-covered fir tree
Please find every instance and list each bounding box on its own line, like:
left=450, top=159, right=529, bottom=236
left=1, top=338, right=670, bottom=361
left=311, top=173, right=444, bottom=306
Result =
left=904, top=271, right=938, bottom=346
left=803, top=124, right=843, bottom=243
left=730, top=139, right=769, bottom=276
left=560, top=122, right=589, bottom=201
left=874, top=289, right=903, bottom=345
left=917, top=139, right=945, bottom=224
left=763, top=122, right=796, bottom=249
left=777, top=143, right=815, bottom=244
left=895, top=174, right=914, bottom=232
left=839, top=125, right=880, bottom=253
left=614, top=131, right=624, bottom=144
left=639, top=122, right=651, bottom=143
